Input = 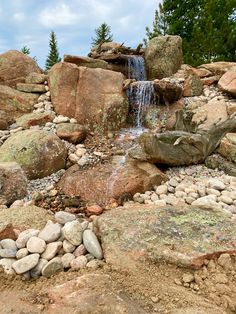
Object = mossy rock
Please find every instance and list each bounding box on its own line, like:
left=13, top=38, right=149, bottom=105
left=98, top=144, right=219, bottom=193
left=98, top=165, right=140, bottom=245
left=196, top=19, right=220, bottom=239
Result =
left=0, top=130, right=67, bottom=179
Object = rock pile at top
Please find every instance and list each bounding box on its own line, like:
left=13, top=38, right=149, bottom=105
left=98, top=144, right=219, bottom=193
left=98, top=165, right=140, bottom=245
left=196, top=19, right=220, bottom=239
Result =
left=0, top=212, right=103, bottom=278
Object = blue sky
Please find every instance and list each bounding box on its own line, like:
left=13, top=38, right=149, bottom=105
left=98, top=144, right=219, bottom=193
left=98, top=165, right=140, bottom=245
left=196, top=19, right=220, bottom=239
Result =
left=0, top=0, right=159, bottom=68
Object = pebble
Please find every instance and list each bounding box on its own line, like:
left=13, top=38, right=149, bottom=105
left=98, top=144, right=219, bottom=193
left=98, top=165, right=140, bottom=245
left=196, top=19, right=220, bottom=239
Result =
left=42, top=257, right=63, bottom=278
left=16, top=248, right=29, bottom=260
left=12, top=254, right=40, bottom=274
left=26, top=237, right=46, bottom=254
left=0, top=248, right=17, bottom=258
left=61, top=253, right=75, bottom=268
left=86, top=204, right=103, bottom=215
left=0, top=239, right=17, bottom=250
left=62, top=220, right=83, bottom=246
left=38, top=221, right=61, bottom=243
left=208, top=178, right=225, bottom=191
left=70, top=255, right=87, bottom=270
left=41, top=241, right=62, bottom=260
left=73, top=244, right=87, bottom=257
left=83, top=230, right=103, bottom=260
left=54, top=211, right=76, bottom=225
left=53, top=116, right=70, bottom=124
left=63, top=239, right=76, bottom=253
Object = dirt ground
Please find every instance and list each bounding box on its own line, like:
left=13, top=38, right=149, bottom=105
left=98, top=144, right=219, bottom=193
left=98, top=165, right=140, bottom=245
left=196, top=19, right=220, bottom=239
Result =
left=1, top=256, right=235, bottom=314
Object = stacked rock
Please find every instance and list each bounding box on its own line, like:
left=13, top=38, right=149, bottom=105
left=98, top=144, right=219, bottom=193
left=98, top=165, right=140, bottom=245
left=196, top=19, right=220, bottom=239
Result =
left=133, top=165, right=236, bottom=215
left=0, top=212, right=103, bottom=279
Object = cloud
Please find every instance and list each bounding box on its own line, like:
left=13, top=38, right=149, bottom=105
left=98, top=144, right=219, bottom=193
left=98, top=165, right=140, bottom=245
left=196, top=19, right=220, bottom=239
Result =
left=13, top=12, right=25, bottom=22
left=39, top=2, right=78, bottom=27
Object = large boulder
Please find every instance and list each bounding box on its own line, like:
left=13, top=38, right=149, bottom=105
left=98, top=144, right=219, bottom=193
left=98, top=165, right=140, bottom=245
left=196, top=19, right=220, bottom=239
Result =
left=218, top=133, right=236, bottom=163
left=48, top=63, right=128, bottom=132
left=0, top=50, right=41, bottom=88
left=145, top=36, right=183, bottom=80
left=57, top=156, right=167, bottom=206
left=218, top=70, right=236, bottom=97
left=0, top=162, right=27, bottom=206
left=0, top=85, right=38, bottom=122
left=95, top=204, right=236, bottom=270
left=0, top=130, right=67, bottom=179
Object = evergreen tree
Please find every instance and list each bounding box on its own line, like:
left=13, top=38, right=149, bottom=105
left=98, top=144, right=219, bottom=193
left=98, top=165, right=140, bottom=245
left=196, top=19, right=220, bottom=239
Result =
left=144, top=3, right=168, bottom=45
left=45, top=31, right=61, bottom=71
left=21, top=46, right=30, bottom=55
left=162, top=0, right=236, bottom=66
left=91, top=23, right=113, bottom=47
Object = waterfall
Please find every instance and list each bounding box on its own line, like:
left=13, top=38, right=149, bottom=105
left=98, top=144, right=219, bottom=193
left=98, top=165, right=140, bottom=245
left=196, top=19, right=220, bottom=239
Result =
left=127, top=56, right=146, bottom=81
left=127, top=81, right=155, bottom=128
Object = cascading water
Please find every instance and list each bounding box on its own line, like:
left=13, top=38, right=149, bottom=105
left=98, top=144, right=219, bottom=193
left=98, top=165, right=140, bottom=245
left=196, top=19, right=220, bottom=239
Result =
left=126, top=55, right=156, bottom=128
left=127, top=56, right=146, bottom=81
left=127, top=81, right=155, bottom=128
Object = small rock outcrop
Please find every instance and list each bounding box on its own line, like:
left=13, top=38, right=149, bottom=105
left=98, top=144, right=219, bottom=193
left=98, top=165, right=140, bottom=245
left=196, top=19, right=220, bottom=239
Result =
left=57, top=157, right=167, bottom=206
left=49, top=62, right=128, bottom=132
left=0, top=50, right=41, bottom=88
left=0, top=162, right=27, bottom=206
left=145, top=35, right=183, bottom=80
left=0, top=130, right=67, bottom=179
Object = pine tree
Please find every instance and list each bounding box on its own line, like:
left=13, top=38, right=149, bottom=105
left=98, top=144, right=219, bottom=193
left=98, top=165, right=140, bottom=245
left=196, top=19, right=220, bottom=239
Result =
left=21, top=46, right=30, bottom=55
left=91, top=23, right=113, bottom=47
left=144, top=3, right=168, bottom=45
left=45, top=31, right=61, bottom=71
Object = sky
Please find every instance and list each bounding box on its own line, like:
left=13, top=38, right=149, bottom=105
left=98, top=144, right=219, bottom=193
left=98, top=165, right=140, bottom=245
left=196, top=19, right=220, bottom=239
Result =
left=0, top=0, right=160, bottom=68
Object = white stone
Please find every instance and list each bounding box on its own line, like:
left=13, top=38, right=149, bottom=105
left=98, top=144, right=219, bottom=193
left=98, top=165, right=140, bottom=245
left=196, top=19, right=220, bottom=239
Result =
left=53, top=116, right=69, bottom=124
left=0, top=248, right=17, bottom=258
left=54, top=211, right=76, bottom=225
left=61, top=253, right=75, bottom=268
left=0, top=239, right=17, bottom=250
left=206, top=188, right=221, bottom=196
left=27, top=236, right=46, bottom=254
left=192, top=195, right=221, bottom=210
left=62, top=221, right=83, bottom=246
left=208, top=178, right=225, bottom=191
left=12, top=254, right=40, bottom=274
left=69, top=153, right=79, bottom=163
left=219, top=195, right=233, bottom=205
left=38, top=221, right=61, bottom=243
left=16, top=248, right=29, bottom=259
left=63, top=239, right=76, bottom=253
left=41, top=241, right=62, bottom=260
left=16, top=229, right=40, bottom=249
left=82, top=230, right=103, bottom=260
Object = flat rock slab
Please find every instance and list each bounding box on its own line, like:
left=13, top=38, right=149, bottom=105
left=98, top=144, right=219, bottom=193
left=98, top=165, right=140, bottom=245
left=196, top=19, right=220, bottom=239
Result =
left=16, top=83, right=46, bottom=93
left=95, top=204, right=236, bottom=269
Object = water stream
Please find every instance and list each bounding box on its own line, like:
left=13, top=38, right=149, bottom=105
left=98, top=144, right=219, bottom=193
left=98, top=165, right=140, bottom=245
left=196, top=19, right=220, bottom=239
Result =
left=126, top=55, right=155, bottom=128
